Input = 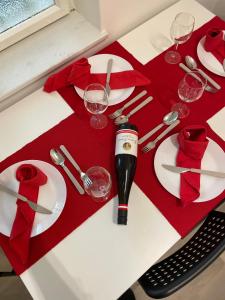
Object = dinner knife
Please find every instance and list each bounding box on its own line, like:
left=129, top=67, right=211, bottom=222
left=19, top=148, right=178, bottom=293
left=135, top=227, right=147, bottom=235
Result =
left=162, top=164, right=225, bottom=178
left=0, top=183, right=52, bottom=214
left=105, top=59, right=113, bottom=96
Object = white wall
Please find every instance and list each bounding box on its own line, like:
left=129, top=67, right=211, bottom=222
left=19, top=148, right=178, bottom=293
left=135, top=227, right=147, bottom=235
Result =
left=99, top=0, right=178, bottom=40
left=197, top=0, right=225, bottom=19
left=75, top=0, right=225, bottom=42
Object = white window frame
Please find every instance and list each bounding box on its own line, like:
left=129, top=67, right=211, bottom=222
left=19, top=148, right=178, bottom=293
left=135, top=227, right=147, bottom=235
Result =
left=0, top=0, right=75, bottom=52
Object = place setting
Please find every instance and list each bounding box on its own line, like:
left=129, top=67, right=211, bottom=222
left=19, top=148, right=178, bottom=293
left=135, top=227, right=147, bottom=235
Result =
left=0, top=137, right=115, bottom=273
left=0, top=160, right=66, bottom=265
left=154, top=125, right=225, bottom=206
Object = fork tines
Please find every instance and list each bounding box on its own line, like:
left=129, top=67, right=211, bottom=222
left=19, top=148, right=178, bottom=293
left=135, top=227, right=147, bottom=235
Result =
left=141, top=143, right=155, bottom=153
left=108, top=90, right=147, bottom=119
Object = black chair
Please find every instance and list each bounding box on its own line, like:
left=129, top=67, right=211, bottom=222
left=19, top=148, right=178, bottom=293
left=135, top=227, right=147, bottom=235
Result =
left=0, top=270, right=16, bottom=277
left=118, top=288, right=136, bottom=300
left=139, top=210, right=225, bottom=299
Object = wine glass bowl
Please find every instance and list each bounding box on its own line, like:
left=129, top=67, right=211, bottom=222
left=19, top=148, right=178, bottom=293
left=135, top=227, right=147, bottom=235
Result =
left=83, top=166, right=112, bottom=202
left=178, top=71, right=206, bottom=102
left=165, top=12, right=195, bottom=64
left=172, top=70, right=207, bottom=118
left=83, top=83, right=109, bottom=129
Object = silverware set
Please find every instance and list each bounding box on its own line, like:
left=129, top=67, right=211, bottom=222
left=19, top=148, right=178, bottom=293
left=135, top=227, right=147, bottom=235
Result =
left=50, top=146, right=92, bottom=195
left=141, top=120, right=180, bottom=153
left=185, top=55, right=221, bottom=90
left=108, top=90, right=147, bottom=119
left=138, top=111, right=178, bottom=145
left=179, top=55, right=221, bottom=93
left=114, top=96, right=153, bottom=125
left=109, top=90, right=153, bottom=125
left=59, top=145, right=92, bottom=187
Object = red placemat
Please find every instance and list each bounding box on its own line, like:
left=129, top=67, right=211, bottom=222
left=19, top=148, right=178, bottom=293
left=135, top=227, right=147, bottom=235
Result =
left=0, top=113, right=117, bottom=275
left=0, top=16, right=224, bottom=275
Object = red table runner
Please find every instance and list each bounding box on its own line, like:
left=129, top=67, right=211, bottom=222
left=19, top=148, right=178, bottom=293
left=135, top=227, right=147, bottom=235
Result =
left=0, top=16, right=224, bottom=275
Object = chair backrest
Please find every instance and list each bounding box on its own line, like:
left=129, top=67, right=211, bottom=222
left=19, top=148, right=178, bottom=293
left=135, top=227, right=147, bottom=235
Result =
left=139, top=210, right=225, bottom=299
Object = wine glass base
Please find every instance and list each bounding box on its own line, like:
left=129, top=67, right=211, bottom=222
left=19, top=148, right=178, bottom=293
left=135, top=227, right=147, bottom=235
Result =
left=90, top=114, right=108, bottom=129
left=172, top=102, right=190, bottom=119
left=164, top=50, right=181, bottom=64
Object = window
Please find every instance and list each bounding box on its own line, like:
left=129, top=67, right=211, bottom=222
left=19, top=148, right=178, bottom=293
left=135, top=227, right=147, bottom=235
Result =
left=0, top=0, right=75, bottom=51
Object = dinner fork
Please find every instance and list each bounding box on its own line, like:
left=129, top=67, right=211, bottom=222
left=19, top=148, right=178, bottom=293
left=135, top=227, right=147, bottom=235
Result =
left=59, top=145, right=92, bottom=187
left=108, top=90, right=147, bottom=119
left=142, top=120, right=180, bottom=153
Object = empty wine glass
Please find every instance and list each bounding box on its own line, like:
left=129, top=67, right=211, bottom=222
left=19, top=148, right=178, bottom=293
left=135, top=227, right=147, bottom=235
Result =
left=165, top=12, right=195, bottom=64
left=84, top=83, right=109, bottom=129
left=83, top=166, right=112, bottom=202
left=172, top=71, right=207, bottom=118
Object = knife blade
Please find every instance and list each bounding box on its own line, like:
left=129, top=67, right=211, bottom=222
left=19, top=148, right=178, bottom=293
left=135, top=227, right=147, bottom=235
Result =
left=223, top=59, right=225, bottom=72
left=0, top=183, right=52, bottom=214
left=105, top=59, right=113, bottom=96
left=162, top=164, right=225, bottom=178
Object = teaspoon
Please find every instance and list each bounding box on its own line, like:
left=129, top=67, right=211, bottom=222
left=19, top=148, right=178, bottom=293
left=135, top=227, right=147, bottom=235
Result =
left=138, top=111, right=178, bottom=145
left=185, top=55, right=221, bottom=90
left=50, top=149, right=85, bottom=195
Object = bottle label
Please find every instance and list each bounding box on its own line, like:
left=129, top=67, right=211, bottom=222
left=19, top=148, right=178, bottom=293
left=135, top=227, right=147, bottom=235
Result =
left=115, top=129, right=138, bottom=156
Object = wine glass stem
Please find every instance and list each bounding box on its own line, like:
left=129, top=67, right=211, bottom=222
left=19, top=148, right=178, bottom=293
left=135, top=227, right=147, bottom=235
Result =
left=174, top=42, right=179, bottom=51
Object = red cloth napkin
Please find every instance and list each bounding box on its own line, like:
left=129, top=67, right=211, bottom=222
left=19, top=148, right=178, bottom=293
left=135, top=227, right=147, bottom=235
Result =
left=9, top=164, right=47, bottom=264
left=204, top=28, right=225, bottom=65
left=176, top=125, right=209, bottom=207
left=44, top=58, right=151, bottom=92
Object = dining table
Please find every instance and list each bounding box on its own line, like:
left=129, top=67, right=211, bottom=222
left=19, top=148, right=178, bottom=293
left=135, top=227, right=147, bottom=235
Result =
left=0, top=0, right=224, bottom=299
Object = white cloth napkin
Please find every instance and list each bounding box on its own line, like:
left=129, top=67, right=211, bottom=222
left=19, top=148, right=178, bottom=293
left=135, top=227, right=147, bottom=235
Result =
left=207, top=107, right=225, bottom=141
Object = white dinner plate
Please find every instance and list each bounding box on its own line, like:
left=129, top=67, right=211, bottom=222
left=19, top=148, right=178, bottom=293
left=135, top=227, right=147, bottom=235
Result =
left=74, top=53, right=135, bottom=106
left=0, top=160, right=67, bottom=237
left=197, top=33, right=225, bottom=77
left=154, top=134, right=225, bottom=202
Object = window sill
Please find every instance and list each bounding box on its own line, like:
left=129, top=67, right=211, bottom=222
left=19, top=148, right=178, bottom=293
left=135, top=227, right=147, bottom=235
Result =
left=0, top=11, right=108, bottom=109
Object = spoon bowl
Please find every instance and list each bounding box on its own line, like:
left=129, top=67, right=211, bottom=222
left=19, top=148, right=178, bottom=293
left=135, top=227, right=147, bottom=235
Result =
left=50, top=149, right=65, bottom=166
left=115, top=115, right=129, bottom=125
left=163, top=111, right=179, bottom=125
left=185, top=55, right=221, bottom=90
left=185, top=55, right=198, bottom=70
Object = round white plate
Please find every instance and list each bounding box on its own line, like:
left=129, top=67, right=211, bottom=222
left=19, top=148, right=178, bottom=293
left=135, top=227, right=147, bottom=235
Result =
left=154, top=134, right=225, bottom=202
left=197, top=33, right=225, bottom=77
left=0, top=160, right=67, bottom=237
left=74, top=53, right=135, bottom=106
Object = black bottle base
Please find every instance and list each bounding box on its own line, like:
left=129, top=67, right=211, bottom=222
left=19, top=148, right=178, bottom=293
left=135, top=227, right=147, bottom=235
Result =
left=118, top=210, right=128, bottom=225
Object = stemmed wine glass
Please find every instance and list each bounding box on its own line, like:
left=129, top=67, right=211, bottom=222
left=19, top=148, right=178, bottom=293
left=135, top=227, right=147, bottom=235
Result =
left=83, top=166, right=112, bottom=202
left=172, top=71, right=207, bottom=118
left=165, top=12, right=195, bottom=64
left=84, top=83, right=109, bottom=129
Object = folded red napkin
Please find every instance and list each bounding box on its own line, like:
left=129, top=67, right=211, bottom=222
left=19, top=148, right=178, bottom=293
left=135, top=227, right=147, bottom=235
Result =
left=204, top=28, right=225, bottom=65
left=9, top=164, right=47, bottom=264
left=44, top=58, right=151, bottom=93
left=176, top=125, right=209, bottom=207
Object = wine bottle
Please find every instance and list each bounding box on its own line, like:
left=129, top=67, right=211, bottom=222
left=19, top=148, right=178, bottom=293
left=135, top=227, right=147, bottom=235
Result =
left=115, top=123, right=138, bottom=225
